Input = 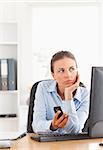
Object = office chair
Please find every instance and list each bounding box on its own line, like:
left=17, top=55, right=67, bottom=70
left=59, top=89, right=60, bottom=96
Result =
left=27, top=80, right=88, bottom=133
left=27, top=80, right=42, bottom=133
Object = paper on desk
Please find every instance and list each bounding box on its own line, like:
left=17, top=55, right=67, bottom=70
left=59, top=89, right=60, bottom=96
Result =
left=0, top=131, right=26, bottom=140
left=0, top=140, right=11, bottom=148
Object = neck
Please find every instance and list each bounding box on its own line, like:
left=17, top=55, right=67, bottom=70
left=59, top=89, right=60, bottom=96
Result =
left=57, top=84, right=65, bottom=100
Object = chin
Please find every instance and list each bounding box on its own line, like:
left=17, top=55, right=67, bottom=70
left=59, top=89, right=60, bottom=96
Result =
left=65, top=83, right=73, bottom=87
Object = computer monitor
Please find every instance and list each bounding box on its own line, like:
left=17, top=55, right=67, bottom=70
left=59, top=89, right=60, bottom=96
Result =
left=88, top=67, right=103, bottom=137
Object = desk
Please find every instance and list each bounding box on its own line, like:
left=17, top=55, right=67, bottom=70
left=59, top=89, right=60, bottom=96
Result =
left=3, top=135, right=103, bottom=150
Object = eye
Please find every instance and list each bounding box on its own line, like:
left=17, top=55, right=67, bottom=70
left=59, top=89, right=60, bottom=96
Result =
left=69, top=67, right=76, bottom=72
left=57, top=68, right=65, bottom=73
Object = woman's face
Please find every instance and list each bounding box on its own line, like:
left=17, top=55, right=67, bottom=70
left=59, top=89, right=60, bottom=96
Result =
left=51, top=57, right=78, bottom=89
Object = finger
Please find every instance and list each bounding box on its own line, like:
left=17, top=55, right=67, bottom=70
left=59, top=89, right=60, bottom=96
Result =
left=56, top=113, right=68, bottom=125
left=52, top=111, right=63, bottom=128
left=54, top=110, right=61, bottom=120
left=64, top=113, right=68, bottom=118
left=55, top=113, right=65, bottom=126
left=58, top=117, right=68, bottom=128
left=69, top=82, right=78, bottom=91
left=73, top=74, right=80, bottom=88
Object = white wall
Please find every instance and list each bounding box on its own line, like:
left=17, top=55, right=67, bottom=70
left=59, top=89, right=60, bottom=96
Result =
left=16, top=6, right=33, bottom=104
left=0, top=1, right=103, bottom=104
left=32, top=5, right=102, bottom=90
left=0, top=3, right=33, bottom=104
left=0, top=0, right=97, bottom=2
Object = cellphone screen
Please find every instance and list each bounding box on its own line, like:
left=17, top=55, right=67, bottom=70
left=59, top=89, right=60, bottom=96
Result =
left=54, top=106, right=63, bottom=119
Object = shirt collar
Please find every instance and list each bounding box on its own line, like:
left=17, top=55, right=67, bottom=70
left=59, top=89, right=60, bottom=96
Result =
left=47, top=80, right=57, bottom=92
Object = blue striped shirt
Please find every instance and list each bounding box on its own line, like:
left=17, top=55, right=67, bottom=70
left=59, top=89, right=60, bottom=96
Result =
left=32, top=79, right=89, bottom=133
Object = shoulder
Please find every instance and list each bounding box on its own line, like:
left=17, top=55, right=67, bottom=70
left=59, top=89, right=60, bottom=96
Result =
left=79, top=86, right=89, bottom=97
left=38, top=79, right=54, bottom=86
left=37, top=79, right=56, bottom=91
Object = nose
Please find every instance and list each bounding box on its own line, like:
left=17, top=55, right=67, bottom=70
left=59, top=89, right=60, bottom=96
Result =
left=64, top=69, right=71, bottom=77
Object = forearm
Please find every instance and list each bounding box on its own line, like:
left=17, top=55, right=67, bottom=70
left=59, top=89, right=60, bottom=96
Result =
left=63, top=100, right=80, bottom=133
left=63, top=116, right=80, bottom=133
left=63, top=98, right=89, bottom=133
left=64, top=99, right=77, bottom=114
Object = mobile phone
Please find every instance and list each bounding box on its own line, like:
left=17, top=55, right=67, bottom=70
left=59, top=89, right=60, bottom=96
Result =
left=54, top=106, right=63, bottom=119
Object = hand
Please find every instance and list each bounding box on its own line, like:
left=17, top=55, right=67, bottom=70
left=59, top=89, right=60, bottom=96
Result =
left=51, top=111, right=68, bottom=130
left=64, top=73, right=80, bottom=100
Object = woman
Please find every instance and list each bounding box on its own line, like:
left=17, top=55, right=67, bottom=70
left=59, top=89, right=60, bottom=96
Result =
left=32, top=51, right=89, bottom=133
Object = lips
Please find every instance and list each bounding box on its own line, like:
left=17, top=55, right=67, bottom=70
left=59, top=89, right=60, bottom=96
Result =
left=64, top=80, right=74, bottom=84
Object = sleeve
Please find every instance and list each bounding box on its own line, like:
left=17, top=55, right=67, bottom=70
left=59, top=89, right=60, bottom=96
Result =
left=62, top=88, right=90, bottom=133
left=32, top=82, right=52, bottom=133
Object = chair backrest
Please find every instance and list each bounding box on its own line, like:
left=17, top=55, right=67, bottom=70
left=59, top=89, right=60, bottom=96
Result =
left=27, top=81, right=41, bottom=133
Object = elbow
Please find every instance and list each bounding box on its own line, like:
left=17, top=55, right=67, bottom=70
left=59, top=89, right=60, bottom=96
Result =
left=74, top=125, right=81, bottom=133
left=72, top=122, right=80, bottom=133
left=32, top=121, right=40, bottom=133
left=65, top=119, right=80, bottom=133
left=70, top=118, right=81, bottom=133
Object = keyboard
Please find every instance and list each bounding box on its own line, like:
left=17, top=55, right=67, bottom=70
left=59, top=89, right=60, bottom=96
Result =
left=30, top=132, right=91, bottom=142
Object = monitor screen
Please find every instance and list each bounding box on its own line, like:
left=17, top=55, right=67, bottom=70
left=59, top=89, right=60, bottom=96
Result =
left=88, top=67, right=103, bottom=137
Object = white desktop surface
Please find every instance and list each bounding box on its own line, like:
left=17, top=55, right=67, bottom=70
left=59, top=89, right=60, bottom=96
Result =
left=0, top=105, right=28, bottom=140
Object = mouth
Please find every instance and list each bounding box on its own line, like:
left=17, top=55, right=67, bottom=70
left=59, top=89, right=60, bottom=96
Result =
left=64, top=80, right=74, bottom=84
